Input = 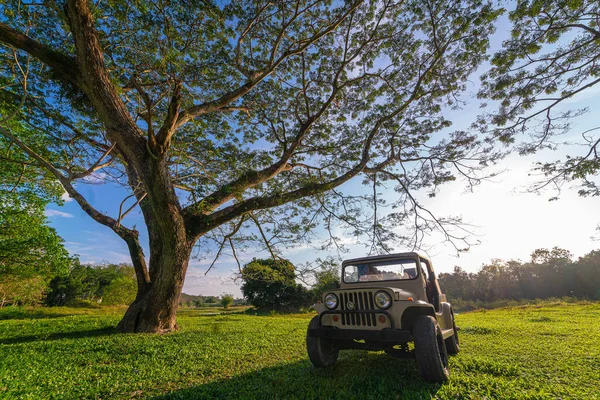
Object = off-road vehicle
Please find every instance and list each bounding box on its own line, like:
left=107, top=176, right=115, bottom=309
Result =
left=306, top=252, right=459, bottom=382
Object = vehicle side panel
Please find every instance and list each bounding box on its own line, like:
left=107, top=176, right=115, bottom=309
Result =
left=437, top=302, right=453, bottom=331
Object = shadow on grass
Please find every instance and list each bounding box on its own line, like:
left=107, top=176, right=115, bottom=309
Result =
left=152, top=354, right=441, bottom=400
left=0, top=327, right=117, bottom=345
left=0, top=310, right=76, bottom=321
left=177, top=308, right=252, bottom=318
left=0, top=304, right=110, bottom=321
left=0, top=308, right=81, bottom=321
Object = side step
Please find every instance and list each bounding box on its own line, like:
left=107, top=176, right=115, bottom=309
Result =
left=441, top=328, right=455, bottom=339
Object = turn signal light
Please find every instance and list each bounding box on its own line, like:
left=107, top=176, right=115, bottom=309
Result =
left=379, top=315, right=386, bottom=323
left=408, top=297, right=414, bottom=301
left=333, top=315, right=339, bottom=322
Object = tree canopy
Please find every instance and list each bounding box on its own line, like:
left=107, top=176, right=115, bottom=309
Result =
left=478, top=0, right=600, bottom=198
left=0, top=0, right=502, bottom=332
left=0, top=191, right=72, bottom=279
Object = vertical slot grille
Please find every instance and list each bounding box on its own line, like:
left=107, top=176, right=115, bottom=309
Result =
left=339, top=290, right=377, bottom=327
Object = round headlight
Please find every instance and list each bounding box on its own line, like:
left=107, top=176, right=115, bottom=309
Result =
left=374, top=290, right=392, bottom=309
left=324, top=293, right=338, bottom=310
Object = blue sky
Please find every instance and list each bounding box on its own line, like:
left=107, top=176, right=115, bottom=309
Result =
left=43, top=11, right=600, bottom=297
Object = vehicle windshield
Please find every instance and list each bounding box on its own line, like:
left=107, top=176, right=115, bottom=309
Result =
left=343, top=259, right=419, bottom=283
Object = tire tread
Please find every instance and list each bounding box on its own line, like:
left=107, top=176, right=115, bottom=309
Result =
left=413, top=315, right=450, bottom=382
left=306, top=316, right=339, bottom=367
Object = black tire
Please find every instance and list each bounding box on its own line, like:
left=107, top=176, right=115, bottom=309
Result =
left=306, top=316, right=339, bottom=367
left=444, top=313, right=460, bottom=355
left=413, top=315, right=450, bottom=383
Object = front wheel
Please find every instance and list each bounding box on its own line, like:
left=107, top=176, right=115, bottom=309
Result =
left=413, top=315, right=450, bottom=383
left=306, top=316, right=339, bottom=367
left=444, top=313, right=460, bottom=355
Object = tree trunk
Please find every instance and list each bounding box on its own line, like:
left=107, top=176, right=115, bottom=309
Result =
left=117, top=238, right=192, bottom=333
left=117, top=157, right=193, bottom=333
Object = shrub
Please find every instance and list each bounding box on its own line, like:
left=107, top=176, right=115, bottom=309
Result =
left=102, top=277, right=136, bottom=305
left=220, top=294, right=234, bottom=308
left=241, top=258, right=312, bottom=311
left=45, top=275, right=83, bottom=306
left=0, top=274, right=46, bottom=307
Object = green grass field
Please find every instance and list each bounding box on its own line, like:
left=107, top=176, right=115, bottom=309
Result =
left=1, top=302, right=599, bottom=399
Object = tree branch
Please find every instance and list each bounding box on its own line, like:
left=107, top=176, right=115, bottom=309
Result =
left=70, top=143, right=116, bottom=179
left=204, top=216, right=246, bottom=275
left=0, top=22, right=82, bottom=86
left=189, top=117, right=380, bottom=237
left=549, top=22, right=600, bottom=38
left=64, top=0, right=145, bottom=157
left=0, top=125, right=137, bottom=242
left=249, top=212, right=279, bottom=261
left=174, top=0, right=363, bottom=129
left=184, top=95, right=335, bottom=216
left=154, top=81, right=182, bottom=156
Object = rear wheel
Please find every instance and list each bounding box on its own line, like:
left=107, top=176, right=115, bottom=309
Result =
left=306, top=316, right=339, bottom=367
left=445, top=313, right=460, bottom=355
left=413, top=315, right=450, bottom=383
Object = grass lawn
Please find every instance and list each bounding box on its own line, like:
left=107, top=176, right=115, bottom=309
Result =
left=0, top=302, right=599, bottom=399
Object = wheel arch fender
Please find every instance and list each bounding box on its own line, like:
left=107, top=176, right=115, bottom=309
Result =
left=401, top=305, right=436, bottom=331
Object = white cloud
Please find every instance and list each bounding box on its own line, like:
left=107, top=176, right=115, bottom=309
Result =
left=61, top=192, right=74, bottom=202
left=45, top=209, right=74, bottom=218
left=79, top=260, right=100, bottom=265
left=183, top=271, right=242, bottom=297
left=106, top=251, right=132, bottom=263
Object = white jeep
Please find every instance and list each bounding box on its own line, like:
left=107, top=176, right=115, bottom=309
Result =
left=306, top=252, right=459, bottom=382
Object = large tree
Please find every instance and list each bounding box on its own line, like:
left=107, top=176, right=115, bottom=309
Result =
left=0, top=0, right=500, bottom=332
left=478, top=0, right=600, bottom=197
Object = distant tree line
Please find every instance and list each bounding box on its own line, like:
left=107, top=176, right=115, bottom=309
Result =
left=178, top=293, right=241, bottom=308
left=178, top=293, right=219, bottom=308
left=439, top=248, right=600, bottom=308
left=1, top=253, right=138, bottom=307
left=45, top=263, right=137, bottom=306
left=240, top=248, right=600, bottom=313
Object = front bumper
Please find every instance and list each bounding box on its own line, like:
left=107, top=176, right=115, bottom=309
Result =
left=308, top=327, right=412, bottom=343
